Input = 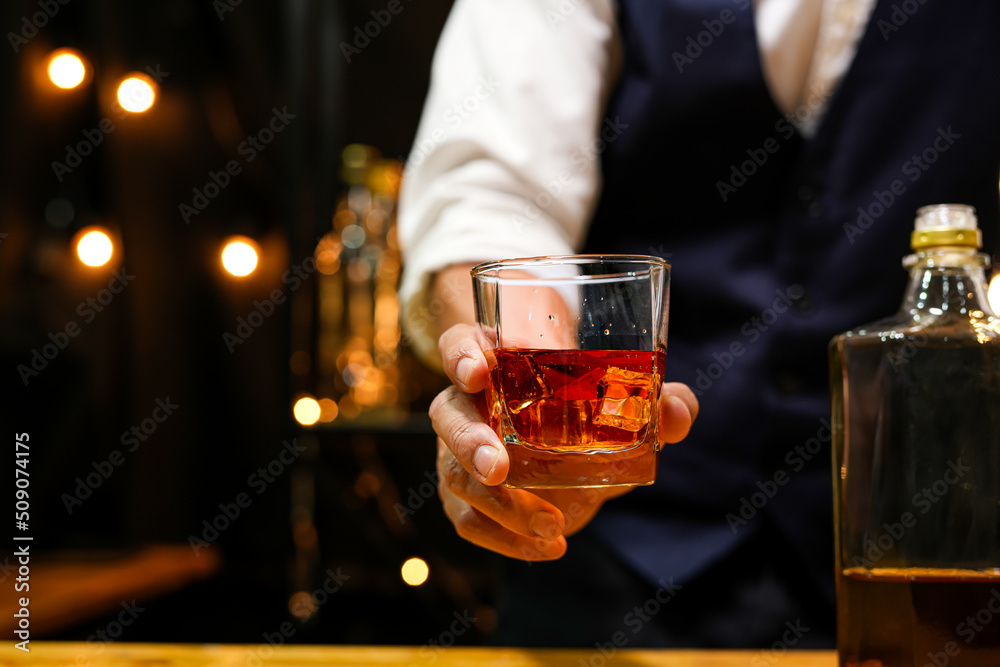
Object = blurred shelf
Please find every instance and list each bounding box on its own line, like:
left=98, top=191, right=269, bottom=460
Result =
left=0, top=544, right=222, bottom=638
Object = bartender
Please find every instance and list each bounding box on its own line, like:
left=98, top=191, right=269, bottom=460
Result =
left=397, top=0, right=1000, bottom=647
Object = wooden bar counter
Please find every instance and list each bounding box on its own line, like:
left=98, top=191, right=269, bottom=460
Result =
left=3, top=643, right=836, bottom=666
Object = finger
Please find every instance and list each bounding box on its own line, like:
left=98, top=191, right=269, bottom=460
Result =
left=659, top=382, right=699, bottom=444
left=439, top=485, right=567, bottom=561
left=439, top=440, right=566, bottom=540
left=532, top=487, right=628, bottom=536
left=664, top=382, right=699, bottom=420
left=429, top=386, right=508, bottom=485
left=438, top=323, right=491, bottom=393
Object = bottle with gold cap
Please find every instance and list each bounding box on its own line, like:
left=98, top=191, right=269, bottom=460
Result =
left=829, top=204, right=1000, bottom=667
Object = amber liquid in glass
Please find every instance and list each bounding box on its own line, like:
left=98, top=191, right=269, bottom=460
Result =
left=838, top=567, right=1000, bottom=667
left=488, top=348, right=665, bottom=488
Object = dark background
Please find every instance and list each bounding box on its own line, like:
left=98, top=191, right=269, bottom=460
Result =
left=0, top=0, right=509, bottom=647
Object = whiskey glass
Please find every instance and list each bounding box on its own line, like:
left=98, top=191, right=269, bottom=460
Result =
left=471, top=255, right=670, bottom=488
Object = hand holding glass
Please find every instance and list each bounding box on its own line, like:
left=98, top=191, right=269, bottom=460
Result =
left=472, top=255, right=669, bottom=488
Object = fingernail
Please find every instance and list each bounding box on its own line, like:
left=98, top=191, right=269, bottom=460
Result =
left=456, top=356, right=476, bottom=389
left=473, top=445, right=499, bottom=481
left=530, top=511, right=562, bottom=539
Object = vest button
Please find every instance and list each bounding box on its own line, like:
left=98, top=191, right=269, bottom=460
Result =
left=784, top=285, right=813, bottom=313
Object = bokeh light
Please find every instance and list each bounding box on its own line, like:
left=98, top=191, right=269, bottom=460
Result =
left=989, top=274, right=1000, bottom=315
left=293, top=396, right=321, bottom=426
left=221, top=237, right=259, bottom=277
left=117, top=74, right=157, bottom=113
left=47, top=49, right=86, bottom=89
left=401, top=557, right=429, bottom=586
left=74, top=227, right=114, bottom=267
left=44, top=198, right=75, bottom=228
left=288, top=591, right=316, bottom=620
left=317, top=398, right=339, bottom=423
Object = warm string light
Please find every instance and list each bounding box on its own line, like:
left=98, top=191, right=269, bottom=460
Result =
left=221, top=237, right=259, bottom=277
left=45, top=50, right=159, bottom=113
left=74, top=227, right=114, bottom=267
left=44, top=47, right=161, bottom=122
left=401, top=557, right=429, bottom=586
left=66, top=229, right=273, bottom=276
left=47, top=49, right=87, bottom=89
left=293, top=397, right=321, bottom=426
left=117, top=73, right=157, bottom=113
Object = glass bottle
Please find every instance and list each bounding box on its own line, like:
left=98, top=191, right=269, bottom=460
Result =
left=313, top=145, right=407, bottom=421
left=830, top=204, right=1000, bottom=667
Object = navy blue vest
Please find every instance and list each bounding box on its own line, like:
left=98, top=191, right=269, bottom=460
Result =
left=584, top=0, right=1000, bottom=603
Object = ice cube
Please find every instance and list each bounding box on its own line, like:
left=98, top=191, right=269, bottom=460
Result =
left=551, top=366, right=607, bottom=402
left=500, top=352, right=553, bottom=413
left=593, top=366, right=654, bottom=432
left=519, top=397, right=594, bottom=449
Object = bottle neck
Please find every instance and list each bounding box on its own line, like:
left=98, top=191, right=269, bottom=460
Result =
left=901, top=247, right=994, bottom=320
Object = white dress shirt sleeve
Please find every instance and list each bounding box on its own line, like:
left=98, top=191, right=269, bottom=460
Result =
left=396, top=0, right=619, bottom=366
left=396, top=0, right=877, bottom=366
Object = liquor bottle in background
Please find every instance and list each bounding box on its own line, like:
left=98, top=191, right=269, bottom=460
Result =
left=830, top=204, right=1000, bottom=667
left=307, top=144, right=440, bottom=424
